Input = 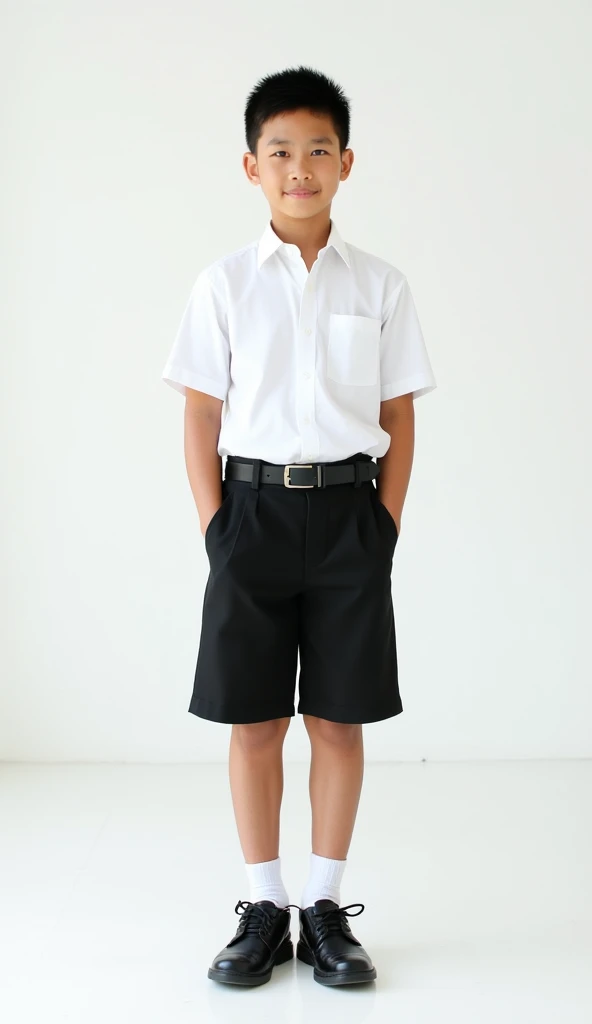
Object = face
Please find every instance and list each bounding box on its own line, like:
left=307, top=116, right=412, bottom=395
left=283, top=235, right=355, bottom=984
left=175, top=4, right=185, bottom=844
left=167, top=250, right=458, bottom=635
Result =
left=243, top=108, right=354, bottom=219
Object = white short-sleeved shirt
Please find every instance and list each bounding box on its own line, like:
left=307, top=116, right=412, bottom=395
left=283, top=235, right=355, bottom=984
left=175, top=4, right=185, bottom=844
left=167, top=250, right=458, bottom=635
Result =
left=162, top=218, right=437, bottom=464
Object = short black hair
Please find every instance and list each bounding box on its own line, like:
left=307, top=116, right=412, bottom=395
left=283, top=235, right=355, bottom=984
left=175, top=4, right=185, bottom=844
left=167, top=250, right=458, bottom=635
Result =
left=244, top=65, right=351, bottom=158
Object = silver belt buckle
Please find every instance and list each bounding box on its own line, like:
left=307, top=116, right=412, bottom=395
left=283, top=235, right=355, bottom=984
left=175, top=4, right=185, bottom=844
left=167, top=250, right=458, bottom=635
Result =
left=283, top=464, right=320, bottom=488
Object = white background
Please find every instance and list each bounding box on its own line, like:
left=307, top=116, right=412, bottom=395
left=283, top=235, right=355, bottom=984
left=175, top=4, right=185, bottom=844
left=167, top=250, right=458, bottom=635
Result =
left=2, top=0, right=590, bottom=763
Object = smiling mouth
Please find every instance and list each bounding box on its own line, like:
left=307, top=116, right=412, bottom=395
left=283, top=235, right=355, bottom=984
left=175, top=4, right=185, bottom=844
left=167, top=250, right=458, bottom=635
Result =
left=285, top=190, right=318, bottom=197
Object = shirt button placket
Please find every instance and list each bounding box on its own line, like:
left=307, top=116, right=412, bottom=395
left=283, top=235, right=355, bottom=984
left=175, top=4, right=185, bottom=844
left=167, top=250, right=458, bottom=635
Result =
left=299, top=277, right=318, bottom=462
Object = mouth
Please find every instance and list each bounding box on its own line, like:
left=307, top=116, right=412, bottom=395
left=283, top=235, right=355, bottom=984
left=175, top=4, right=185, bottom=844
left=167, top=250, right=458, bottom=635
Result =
left=285, top=190, right=318, bottom=198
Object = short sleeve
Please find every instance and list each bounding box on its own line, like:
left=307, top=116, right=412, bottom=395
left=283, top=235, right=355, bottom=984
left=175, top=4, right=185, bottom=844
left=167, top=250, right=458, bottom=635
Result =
left=379, top=274, right=437, bottom=401
left=162, top=265, right=230, bottom=401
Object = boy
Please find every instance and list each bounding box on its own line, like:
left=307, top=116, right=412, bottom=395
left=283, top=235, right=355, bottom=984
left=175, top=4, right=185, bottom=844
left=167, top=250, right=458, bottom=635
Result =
left=162, top=65, right=436, bottom=987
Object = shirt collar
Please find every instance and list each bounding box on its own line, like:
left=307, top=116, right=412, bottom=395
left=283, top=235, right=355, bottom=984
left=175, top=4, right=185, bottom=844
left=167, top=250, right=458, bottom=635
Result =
left=257, top=217, right=351, bottom=270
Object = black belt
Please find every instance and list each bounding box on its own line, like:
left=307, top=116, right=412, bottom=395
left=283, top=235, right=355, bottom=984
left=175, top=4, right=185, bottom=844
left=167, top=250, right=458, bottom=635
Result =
left=224, top=457, right=380, bottom=489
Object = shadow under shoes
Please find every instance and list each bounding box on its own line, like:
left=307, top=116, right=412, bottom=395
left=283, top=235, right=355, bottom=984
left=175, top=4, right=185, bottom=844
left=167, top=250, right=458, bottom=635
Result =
left=208, top=900, right=299, bottom=986
left=297, top=899, right=378, bottom=985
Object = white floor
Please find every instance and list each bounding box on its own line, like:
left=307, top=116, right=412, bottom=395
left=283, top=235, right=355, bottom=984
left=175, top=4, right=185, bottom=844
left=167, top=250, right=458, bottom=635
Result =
left=0, top=760, right=590, bottom=1023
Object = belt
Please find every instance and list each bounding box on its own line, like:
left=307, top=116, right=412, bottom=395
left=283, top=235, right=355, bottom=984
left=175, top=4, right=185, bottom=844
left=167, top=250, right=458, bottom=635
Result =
left=224, top=458, right=380, bottom=489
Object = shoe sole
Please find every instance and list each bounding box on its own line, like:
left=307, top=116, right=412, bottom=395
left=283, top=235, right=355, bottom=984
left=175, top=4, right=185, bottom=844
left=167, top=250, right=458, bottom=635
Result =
left=296, top=939, right=377, bottom=985
left=207, top=935, right=294, bottom=986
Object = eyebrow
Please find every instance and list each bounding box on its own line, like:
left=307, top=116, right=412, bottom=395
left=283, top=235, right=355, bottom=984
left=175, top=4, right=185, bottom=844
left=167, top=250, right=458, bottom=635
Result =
left=265, top=136, right=335, bottom=146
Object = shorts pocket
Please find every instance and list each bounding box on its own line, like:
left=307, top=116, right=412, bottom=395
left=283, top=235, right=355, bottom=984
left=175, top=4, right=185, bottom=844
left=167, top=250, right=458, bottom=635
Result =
left=379, top=500, right=398, bottom=543
left=327, top=313, right=381, bottom=386
left=372, top=488, right=398, bottom=545
left=204, top=490, right=233, bottom=547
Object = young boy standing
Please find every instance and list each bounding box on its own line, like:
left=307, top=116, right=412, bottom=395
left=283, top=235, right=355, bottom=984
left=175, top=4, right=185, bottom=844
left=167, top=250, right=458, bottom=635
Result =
left=162, top=66, right=436, bottom=987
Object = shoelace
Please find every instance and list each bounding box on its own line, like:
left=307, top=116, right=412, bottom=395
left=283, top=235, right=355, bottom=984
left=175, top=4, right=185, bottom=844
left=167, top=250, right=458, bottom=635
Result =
left=234, top=900, right=300, bottom=937
left=305, top=902, right=366, bottom=941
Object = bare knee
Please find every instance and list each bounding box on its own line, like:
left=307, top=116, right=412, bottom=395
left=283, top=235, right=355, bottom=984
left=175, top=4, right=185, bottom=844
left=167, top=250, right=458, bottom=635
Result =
left=303, top=714, right=362, bottom=747
left=231, top=716, right=291, bottom=752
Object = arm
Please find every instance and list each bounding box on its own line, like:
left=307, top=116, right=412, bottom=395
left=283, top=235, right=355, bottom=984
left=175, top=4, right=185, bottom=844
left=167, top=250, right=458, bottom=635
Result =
left=376, top=392, right=415, bottom=536
left=184, top=387, right=225, bottom=537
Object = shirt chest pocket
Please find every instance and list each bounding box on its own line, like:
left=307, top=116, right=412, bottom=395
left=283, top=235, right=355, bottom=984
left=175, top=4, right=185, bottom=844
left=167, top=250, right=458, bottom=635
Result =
left=326, top=313, right=381, bottom=386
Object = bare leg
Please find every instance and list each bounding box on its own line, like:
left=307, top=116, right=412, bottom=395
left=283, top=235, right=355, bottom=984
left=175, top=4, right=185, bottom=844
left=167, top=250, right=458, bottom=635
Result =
left=228, top=717, right=292, bottom=863
left=303, top=715, right=364, bottom=859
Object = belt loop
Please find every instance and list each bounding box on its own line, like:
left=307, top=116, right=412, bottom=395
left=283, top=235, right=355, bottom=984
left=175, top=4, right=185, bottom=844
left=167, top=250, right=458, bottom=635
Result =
left=354, top=459, right=362, bottom=488
left=250, top=459, right=262, bottom=489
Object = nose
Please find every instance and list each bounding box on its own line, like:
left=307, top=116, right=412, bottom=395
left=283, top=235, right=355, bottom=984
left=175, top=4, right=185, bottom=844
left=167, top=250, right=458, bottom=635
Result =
left=288, top=159, right=313, bottom=177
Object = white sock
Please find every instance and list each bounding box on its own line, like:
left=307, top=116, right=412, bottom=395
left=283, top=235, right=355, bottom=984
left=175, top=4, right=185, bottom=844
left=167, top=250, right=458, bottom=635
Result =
left=300, top=852, right=347, bottom=910
left=244, top=856, right=290, bottom=909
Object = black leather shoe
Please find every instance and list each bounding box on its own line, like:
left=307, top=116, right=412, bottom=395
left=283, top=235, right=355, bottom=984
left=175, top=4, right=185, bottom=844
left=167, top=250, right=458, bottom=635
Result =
left=207, top=900, right=298, bottom=986
left=297, top=899, right=377, bottom=985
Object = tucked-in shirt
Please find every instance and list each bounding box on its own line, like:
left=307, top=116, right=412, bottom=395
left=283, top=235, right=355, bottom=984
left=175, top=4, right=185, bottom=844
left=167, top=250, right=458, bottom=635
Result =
left=162, top=217, right=437, bottom=463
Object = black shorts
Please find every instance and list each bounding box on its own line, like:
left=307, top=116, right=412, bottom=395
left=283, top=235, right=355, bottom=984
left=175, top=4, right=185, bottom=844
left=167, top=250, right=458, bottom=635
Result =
left=189, top=453, right=401, bottom=725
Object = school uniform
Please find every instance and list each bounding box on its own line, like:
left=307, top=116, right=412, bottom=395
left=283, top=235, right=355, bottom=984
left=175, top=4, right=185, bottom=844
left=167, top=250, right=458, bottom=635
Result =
left=162, top=218, right=436, bottom=726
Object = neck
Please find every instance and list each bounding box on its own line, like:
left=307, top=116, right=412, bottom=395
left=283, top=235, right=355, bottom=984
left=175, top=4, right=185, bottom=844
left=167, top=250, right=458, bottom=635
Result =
left=268, top=208, right=332, bottom=254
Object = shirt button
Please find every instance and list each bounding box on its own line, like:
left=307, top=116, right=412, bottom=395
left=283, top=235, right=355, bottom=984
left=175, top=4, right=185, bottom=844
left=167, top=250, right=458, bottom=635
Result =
left=303, top=371, right=311, bottom=379
left=304, top=416, right=310, bottom=424
left=304, top=327, right=312, bottom=335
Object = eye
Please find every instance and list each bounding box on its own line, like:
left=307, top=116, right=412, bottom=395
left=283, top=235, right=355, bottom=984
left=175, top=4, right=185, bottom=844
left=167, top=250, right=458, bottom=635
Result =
left=271, top=150, right=328, bottom=157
